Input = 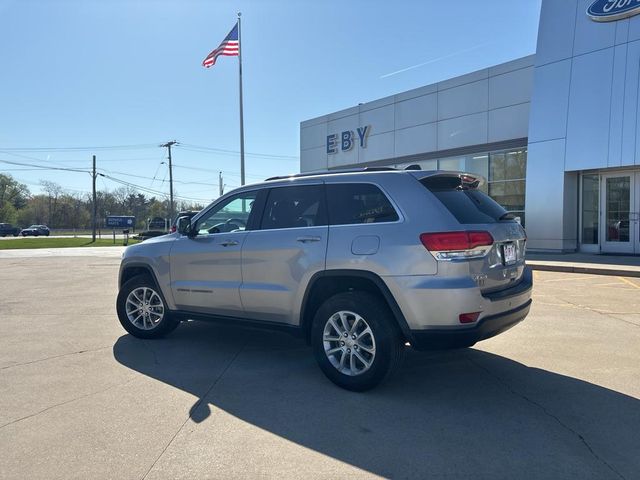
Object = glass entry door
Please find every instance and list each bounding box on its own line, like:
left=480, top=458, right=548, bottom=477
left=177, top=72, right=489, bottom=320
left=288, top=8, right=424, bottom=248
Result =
left=600, top=172, right=638, bottom=254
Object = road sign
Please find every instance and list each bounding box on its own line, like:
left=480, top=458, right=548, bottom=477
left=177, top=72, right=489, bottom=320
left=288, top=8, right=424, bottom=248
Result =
left=105, top=216, right=135, bottom=229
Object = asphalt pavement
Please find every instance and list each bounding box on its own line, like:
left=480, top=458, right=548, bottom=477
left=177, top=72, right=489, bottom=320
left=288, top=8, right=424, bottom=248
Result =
left=0, top=254, right=638, bottom=479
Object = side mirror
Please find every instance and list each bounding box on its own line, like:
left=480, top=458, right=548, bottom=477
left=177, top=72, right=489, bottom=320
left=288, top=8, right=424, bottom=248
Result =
left=177, top=216, right=194, bottom=237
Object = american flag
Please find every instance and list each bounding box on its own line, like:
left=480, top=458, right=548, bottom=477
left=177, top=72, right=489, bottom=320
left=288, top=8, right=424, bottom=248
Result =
left=202, top=23, right=239, bottom=68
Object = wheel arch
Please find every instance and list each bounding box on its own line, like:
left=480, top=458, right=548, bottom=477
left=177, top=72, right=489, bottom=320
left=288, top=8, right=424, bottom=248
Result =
left=299, top=270, right=414, bottom=345
left=119, top=262, right=161, bottom=290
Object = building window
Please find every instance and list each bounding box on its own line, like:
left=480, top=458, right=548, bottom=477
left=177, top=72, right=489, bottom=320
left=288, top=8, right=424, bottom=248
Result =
left=395, top=147, right=527, bottom=225
left=486, top=149, right=527, bottom=225
left=581, top=175, right=599, bottom=244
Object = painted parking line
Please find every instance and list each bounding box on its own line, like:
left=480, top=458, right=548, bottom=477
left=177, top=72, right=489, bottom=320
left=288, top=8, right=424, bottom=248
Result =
left=618, top=277, right=640, bottom=289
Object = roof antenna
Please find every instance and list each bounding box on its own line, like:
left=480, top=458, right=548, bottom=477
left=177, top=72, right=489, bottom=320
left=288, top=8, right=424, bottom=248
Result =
left=404, top=164, right=421, bottom=171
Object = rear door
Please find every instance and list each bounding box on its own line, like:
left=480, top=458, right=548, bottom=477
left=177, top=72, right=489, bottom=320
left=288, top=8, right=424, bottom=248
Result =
left=240, top=183, right=328, bottom=325
left=420, top=174, right=527, bottom=292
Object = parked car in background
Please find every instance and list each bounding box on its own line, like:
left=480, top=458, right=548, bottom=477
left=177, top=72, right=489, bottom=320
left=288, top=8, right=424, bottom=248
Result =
left=20, top=225, right=50, bottom=237
left=147, top=217, right=167, bottom=231
left=170, top=210, right=199, bottom=233
left=0, top=223, right=20, bottom=237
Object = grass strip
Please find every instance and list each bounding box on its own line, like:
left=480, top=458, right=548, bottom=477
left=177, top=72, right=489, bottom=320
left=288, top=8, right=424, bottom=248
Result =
left=0, top=238, right=139, bottom=250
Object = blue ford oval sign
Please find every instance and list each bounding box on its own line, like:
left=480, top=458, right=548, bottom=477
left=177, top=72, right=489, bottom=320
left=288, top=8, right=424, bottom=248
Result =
left=588, top=0, right=640, bottom=22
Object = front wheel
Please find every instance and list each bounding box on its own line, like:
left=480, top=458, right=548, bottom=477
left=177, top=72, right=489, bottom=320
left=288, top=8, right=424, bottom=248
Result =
left=311, top=291, right=405, bottom=391
left=116, top=274, right=179, bottom=339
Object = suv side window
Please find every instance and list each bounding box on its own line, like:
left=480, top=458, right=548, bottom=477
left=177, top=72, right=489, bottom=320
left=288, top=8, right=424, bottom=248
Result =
left=194, top=191, right=258, bottom=235
left=260, top=185, right=327, bottom=230
left=327, top=183, right=399, bottom=225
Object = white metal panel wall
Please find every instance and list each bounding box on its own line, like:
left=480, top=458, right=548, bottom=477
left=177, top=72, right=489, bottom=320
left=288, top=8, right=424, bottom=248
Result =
left=526, top=0, right=640, bottom=251
left=528, top=60, right=572, bottom=143
left=488, top=103, right=530, bottom=143
left=300, top=55, right=534, bottom=172
left=535, top=0, right=577, bottom=66
left=565, top=48, right=615, bottom=171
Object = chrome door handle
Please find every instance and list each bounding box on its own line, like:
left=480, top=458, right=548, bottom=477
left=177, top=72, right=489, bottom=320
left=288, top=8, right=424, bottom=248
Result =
left=296, top=236, right=321, bottom=243
left=220, top=240, right=239, bottom=247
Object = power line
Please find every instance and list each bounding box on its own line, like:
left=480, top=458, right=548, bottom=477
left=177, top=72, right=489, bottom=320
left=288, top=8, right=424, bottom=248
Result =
left=99, top=173, right=211, bottom=203
left=22, top=156, right=167, bottom=164
left=176, top=143, right=298, bottom=160
left=0, top=142, right=299, bottom=160
left=0, top=158, right=209, bottom=202
left=0, top=143, right=160, bottom=152
left=172, top=163, right=265, bottom=179
left=99, top=168, right=216, bottom=187
left=0, top=158, right=90, bottom=174
left=0, top=149, right=92, bottom=170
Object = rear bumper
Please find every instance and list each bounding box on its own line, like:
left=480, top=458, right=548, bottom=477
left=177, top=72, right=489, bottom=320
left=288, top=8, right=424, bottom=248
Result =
left=409, top=298, right=531, bottom=350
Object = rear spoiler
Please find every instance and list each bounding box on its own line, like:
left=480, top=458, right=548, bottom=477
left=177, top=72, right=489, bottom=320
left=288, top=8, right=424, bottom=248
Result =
left=412, top=170, right=486, bottom=189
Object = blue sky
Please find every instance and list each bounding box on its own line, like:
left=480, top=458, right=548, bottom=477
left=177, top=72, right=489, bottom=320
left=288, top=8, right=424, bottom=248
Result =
left=0, top=0, right=541, bottom=203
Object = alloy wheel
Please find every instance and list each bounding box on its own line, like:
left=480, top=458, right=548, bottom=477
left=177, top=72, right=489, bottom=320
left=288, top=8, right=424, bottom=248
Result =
left=125, top=287, right=165, bottom=330
left=323, top=310, right=376, bottom=376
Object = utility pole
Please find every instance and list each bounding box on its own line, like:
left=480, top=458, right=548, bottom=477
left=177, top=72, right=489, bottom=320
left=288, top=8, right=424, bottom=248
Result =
left=160, top=141, right=177, bottom=220
left=92, top=155, right=97, bottom=242
left=219, top=171, right=224, bottom=197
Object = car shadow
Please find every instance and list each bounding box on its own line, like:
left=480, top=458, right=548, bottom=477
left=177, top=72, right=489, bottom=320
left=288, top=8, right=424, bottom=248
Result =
left=113, top=321, right=639, bottom=478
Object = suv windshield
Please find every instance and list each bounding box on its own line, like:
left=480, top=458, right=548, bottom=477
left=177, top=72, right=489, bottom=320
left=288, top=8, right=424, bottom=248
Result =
left=420, top=175, right=510, bottom=224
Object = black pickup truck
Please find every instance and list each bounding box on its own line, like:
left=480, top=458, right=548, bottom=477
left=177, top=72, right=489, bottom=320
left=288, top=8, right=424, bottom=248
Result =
left=0, top=223, right=20, bottom=237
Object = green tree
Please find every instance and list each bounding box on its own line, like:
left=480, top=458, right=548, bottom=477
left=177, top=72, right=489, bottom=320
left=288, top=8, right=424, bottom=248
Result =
left=0, top=174, right=30, bottom=224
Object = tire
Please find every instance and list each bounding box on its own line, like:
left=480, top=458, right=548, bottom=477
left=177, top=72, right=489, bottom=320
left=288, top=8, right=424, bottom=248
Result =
left=116, top=274, right=179, bottom=339
left=311, top=291, right=405, bottom=392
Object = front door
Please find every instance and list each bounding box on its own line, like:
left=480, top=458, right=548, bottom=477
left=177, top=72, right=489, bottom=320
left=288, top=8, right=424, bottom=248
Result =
left=600, top=172, right=638, bottom=254
left=169, top=190, right=259, bottom=316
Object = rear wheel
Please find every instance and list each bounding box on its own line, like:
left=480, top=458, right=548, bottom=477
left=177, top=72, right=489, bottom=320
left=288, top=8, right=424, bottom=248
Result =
left=311, top=291, right=405, bottom=391
left=116, top=274, right=179, bottom=339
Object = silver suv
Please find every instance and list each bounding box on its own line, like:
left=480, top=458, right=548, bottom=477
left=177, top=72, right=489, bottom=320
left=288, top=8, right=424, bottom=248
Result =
left=116, top=168, right=532, bottom=391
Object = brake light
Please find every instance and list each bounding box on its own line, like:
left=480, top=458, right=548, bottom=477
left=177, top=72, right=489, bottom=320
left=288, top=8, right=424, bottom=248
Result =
left=420, top=231, right=493, bottom=251
left=420, top=231, right=493, bottom=261
left=170, top=225, right=176, bottom=233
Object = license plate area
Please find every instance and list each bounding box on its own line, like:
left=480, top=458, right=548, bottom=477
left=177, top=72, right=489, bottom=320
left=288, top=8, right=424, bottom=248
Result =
left=502, top=242, right=517, bottom=265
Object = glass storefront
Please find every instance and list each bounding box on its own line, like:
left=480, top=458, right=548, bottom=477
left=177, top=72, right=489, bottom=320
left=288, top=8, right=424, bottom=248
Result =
left=580, top=170, right=640, bottom=253
left=395, top=147, right=527, bottom=225
left=581, top=174, right=599, bottom=245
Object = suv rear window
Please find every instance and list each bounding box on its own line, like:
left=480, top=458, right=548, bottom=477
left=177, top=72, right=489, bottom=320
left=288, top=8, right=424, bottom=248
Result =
left=421, top=176, right=509, bottom=224
left=327, top=183, right=399, bottom=225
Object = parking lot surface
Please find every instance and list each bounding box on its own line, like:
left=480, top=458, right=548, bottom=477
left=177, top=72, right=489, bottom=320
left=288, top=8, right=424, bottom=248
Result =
left=0, top=254, right=639, bottom=479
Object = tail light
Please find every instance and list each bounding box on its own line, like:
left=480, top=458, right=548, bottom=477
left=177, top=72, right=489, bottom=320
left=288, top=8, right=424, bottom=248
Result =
left=170, top=225, right=176, bottom=233
left=420, top=231, right=493, bottom=261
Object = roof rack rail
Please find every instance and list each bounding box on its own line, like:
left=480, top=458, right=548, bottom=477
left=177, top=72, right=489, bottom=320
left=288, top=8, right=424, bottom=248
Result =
left=265, top=167, right=397, bottom=182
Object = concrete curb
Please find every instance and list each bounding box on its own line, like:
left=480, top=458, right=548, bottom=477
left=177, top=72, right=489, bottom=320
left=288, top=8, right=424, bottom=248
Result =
left=528, top=262, right=640, bottom=278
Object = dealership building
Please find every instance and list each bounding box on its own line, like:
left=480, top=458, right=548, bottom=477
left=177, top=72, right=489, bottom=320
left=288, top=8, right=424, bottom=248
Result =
left=300, top=0, right=640, bottom=254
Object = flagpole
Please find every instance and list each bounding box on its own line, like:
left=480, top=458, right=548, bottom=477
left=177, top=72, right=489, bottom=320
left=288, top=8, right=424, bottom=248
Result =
left=237, top=12, right=245, bottom=186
